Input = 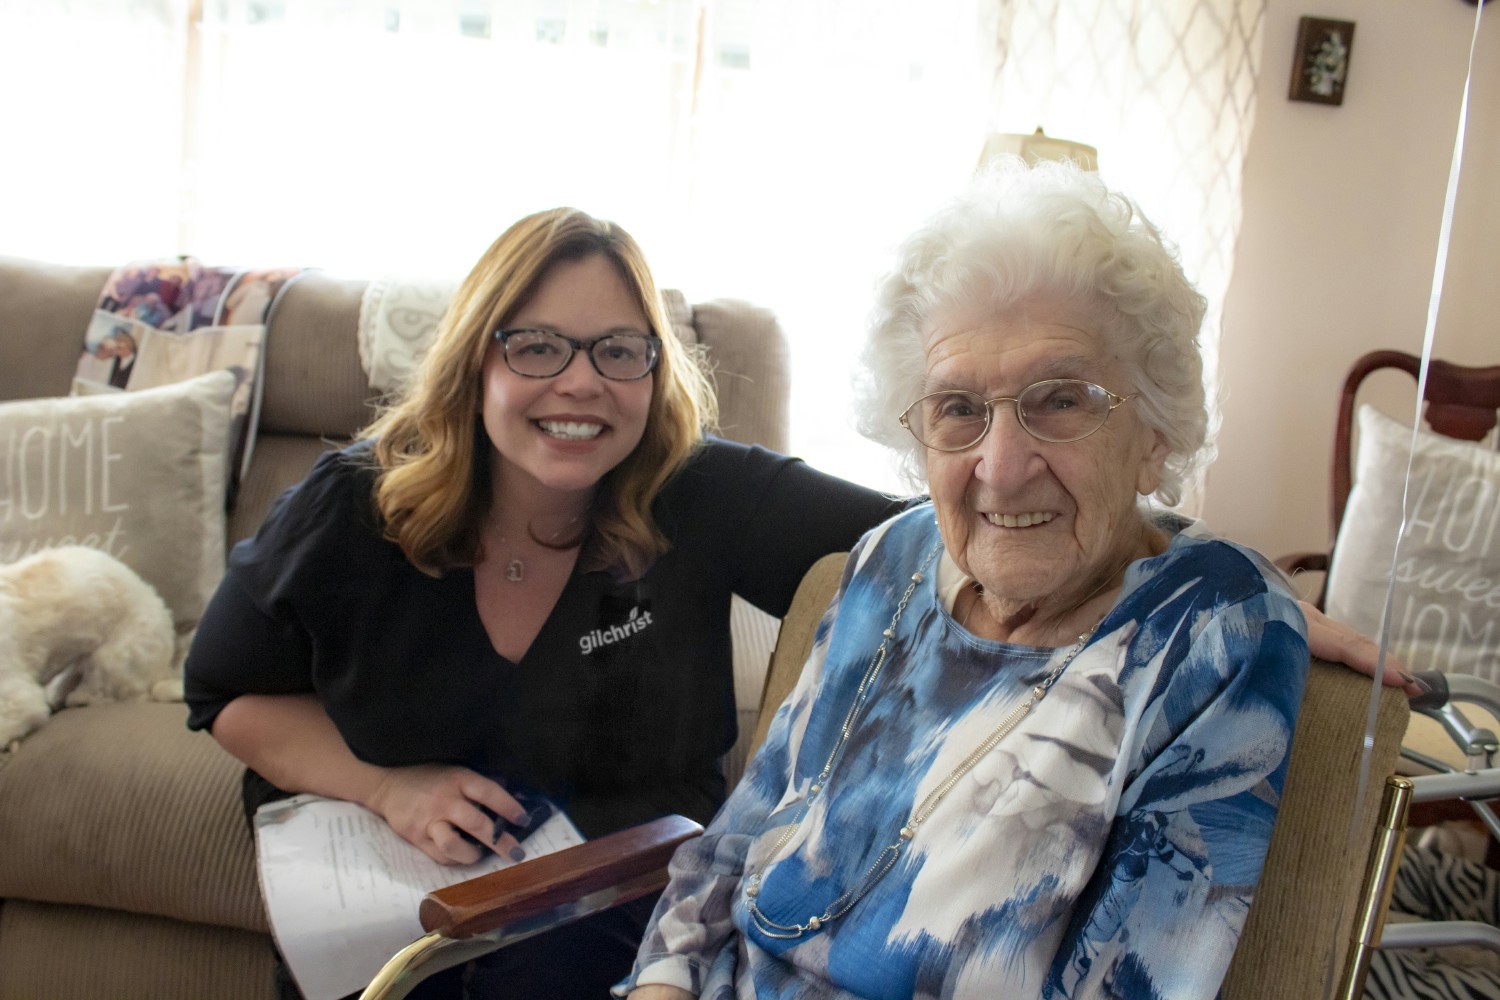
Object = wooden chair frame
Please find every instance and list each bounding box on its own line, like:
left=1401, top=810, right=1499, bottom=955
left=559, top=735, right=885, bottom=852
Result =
left=1279, top=348, right=1500, bottom=608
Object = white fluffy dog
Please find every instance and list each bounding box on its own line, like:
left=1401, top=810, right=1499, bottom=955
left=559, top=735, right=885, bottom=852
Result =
left=0, top=546, right=178, bottom=749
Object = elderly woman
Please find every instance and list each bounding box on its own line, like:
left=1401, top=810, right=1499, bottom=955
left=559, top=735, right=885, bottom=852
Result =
left=620, top=162, right=1308, bottom=1000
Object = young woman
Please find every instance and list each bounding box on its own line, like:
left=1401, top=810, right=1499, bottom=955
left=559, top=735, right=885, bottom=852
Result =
left=183, top=208, right=907, bottom=999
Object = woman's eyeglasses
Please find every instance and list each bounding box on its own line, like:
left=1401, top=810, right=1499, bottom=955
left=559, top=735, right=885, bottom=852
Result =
left=493, top=328, right=661, bottom=381
left=899, top=379, right=1135, bottom=451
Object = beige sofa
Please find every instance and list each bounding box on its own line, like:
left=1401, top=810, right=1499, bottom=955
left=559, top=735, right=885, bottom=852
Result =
left=0, top=256, right=793, bottom=1000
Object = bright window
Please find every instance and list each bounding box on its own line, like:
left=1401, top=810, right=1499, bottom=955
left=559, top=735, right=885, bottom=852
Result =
left=1, top=0, right=988, bottom=492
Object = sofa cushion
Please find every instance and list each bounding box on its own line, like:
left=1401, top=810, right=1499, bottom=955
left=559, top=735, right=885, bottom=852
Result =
left=257, top=272, right=373, bottom=440
left=0, top=899, right=274, bottom=1000
left=0, top=701, right=266, bottom=935
left=0, top=257, right=111, bottom=404
left=693, top=299, right=788, bottom=454
left=226, top=432, right=341, bottom=549
left=0, top=369, right=236, bottom=628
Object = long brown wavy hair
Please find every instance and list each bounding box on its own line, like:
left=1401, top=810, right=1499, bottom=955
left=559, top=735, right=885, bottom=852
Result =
left=361, top=208, right=716, bottom=580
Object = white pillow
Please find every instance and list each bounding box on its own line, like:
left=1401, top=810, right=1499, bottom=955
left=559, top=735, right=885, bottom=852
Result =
left=0, top=370, right=236, bottom=630
left=1326, top=404, right=1500, bottom=682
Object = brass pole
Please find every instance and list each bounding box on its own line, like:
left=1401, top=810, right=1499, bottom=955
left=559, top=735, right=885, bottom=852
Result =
left=1337, top=775, right=1413, bottom=999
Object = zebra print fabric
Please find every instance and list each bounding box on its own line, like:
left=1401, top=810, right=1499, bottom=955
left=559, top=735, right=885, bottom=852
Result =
left=1366, top=845, right=1500, bottom=999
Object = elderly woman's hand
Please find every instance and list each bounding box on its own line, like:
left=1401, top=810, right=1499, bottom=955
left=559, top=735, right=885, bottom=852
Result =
left=627, top=987, right=695, bottom=999
left=1299, top=600, right=1427, bottom=697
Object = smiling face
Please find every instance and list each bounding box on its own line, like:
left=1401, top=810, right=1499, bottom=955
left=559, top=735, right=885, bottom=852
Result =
left=479, top=253, right=654, bottom=512
left=921, top=299, right=1169, bottom=618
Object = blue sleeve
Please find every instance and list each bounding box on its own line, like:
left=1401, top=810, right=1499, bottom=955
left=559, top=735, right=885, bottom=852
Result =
left=1046, top=589, right=1309, bottom=999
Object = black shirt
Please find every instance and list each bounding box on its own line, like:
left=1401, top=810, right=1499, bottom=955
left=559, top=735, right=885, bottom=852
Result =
left=184, top=437, right=907, bottom=837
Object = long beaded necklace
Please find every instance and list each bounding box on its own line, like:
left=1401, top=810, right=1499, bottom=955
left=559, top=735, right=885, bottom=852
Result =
left=743, top=541, right=1101, bottom=940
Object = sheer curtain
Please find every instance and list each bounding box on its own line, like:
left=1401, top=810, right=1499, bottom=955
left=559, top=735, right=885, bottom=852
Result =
left=985, top=0, right=1268, bottom=509
left=2, top=0, right=990, bottom=489
left=184, top=0, right=703, bottom=278
left=667, top=0, right=988, bottom=489
left=1, top=1, right=1263, bottom=496
left=0, top=1, right=190, bottom=263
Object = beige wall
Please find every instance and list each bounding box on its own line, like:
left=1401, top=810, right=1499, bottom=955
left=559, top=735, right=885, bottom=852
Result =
left=1203, top=0, right=1499, bottom=585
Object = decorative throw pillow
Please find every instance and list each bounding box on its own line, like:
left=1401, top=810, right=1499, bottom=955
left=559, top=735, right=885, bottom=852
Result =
left=75, top=259, right=307, bottom=504
left=0, top=369, right=236, bottom=630
left=1326, top=404, right=1500, bottom=683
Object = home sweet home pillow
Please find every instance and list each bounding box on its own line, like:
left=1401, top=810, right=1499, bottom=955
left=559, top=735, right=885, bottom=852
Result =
left=1326, top=404, right=1500, bottom=683
left=0, top=370, right=236, bottom=629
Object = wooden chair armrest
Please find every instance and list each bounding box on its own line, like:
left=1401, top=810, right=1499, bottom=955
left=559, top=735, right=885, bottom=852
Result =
left=419, top=814, right=704, bottom=939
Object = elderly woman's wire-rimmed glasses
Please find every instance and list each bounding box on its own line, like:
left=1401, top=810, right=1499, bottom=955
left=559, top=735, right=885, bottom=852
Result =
left=898, top=379, right=1136, bottom=451
left=493, top=328, right=662, bottom=381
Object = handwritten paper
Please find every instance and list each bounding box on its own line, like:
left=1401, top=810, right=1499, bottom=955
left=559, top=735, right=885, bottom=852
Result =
left=255, top=794, right=585, bottom=1000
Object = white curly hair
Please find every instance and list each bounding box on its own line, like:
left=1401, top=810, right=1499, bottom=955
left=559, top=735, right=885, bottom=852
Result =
left=853, top=158, right=1211, bottom=507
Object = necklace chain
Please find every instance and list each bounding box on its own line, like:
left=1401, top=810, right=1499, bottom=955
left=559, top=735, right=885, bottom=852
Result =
left=495, top=515, right=583, bottom=584
left=744, top=541, right=1100, bottom=940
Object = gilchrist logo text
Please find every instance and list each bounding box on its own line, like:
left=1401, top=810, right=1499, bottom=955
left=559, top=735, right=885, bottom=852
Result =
left=579, top=606, right=654, bottom=654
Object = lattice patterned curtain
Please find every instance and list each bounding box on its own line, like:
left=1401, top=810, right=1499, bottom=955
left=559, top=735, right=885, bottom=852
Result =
left=985, top=0, right=1268, bottom=510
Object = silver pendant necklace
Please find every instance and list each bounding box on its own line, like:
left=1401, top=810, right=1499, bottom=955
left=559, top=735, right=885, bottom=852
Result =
left=743, top=541, right=1100, bottom=940
left=495, top=536, right=528, bottom=583
left=494, top=516, right=583, bottom=584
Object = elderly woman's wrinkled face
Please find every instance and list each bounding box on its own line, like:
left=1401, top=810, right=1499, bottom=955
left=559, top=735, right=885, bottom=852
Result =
left=921, top=301, right=1168, bottom=614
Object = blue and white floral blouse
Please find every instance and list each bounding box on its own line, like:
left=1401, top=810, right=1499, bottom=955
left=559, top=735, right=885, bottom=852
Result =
left=620, top=505, right=1309, bottom=1000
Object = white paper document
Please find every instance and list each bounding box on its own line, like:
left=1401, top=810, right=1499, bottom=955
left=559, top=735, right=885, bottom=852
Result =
left=254, top=794, right=585, bottom=1000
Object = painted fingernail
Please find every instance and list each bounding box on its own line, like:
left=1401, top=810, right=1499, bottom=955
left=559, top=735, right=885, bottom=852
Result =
left=1399, top=671, right=1431, bottom=693
left=509, top=846, right=527, bottom=862
left=513, top=810, right=532, bottom=828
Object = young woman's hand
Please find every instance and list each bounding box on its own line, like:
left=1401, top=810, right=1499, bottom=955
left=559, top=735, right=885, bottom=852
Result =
left=366, top=764, right=532, bottom=865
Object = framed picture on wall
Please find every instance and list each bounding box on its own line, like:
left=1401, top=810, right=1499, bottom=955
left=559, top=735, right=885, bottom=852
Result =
left=1289, top=16, right=1356, bottom=106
